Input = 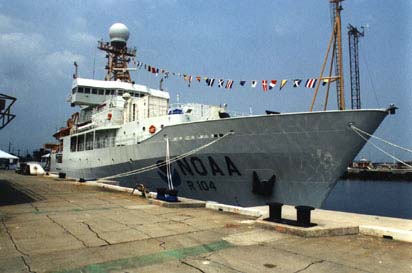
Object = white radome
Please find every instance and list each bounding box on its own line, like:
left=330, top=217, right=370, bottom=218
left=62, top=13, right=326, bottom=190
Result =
left=122, top=92, right=131, bottom=100
left=109, top=23, right=130, bottom=44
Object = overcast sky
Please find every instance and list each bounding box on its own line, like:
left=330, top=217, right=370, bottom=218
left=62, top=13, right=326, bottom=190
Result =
left=0, top=0, right=411, bottom=161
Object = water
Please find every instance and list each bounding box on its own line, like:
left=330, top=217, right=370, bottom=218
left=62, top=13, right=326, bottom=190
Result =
left=322, top=179, right=412, bottom=219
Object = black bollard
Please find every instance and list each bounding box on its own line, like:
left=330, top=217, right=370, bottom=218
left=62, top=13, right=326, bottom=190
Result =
left=295, top=206, right=315, bottom=227
left=156, top=188, right=167, bottom=200
left=267, top=202, right=283, bottom=221
left=167, top=189, right=179, bottom=202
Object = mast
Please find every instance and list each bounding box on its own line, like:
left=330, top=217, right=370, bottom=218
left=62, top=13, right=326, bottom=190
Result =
left=332, top=0, right=345, bottom=110
left=310, top=0, right=346, bottom=111
left=97, top=23, right=137, bottom=83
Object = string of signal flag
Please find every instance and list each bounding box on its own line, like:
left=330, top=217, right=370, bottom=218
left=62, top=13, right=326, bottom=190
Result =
left=133, top=59, right=337, bottom=92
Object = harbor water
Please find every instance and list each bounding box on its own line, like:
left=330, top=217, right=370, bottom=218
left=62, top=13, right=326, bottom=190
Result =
left=323, top=179, right=412, bottom=219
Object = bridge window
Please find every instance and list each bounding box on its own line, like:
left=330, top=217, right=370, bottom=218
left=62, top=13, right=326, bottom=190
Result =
left=99, top=89, right=104, bottom=95
left=72, top=88, right=77, bottom=94
left=78, top=87, right=84, bottom=93
left=105, top=89, right=110, bottom=95
left=92, top=88, right=98, bottom=94
left=84, top=88, right=90, bottom=94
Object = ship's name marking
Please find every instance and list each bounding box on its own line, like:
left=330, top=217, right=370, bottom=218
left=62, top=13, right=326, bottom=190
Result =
left=186, top=180, right=217, bottom=191
left=176, top=156, right=241, bottom=177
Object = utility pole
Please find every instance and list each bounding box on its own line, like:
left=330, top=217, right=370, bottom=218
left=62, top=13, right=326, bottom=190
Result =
left=348, top=24, right=364, bottom=109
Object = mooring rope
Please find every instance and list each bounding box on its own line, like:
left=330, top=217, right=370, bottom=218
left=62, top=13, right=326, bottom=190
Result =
left=350, top=125, right=412, bottom=169
left=101, top=131, right=234, bottom=180
left=351, top=125, right=412, bottom=154
left=165, top=137, right=173, bottom=190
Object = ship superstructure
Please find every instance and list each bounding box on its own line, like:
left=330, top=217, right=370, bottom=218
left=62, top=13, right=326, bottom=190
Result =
left=51, top=15, right=394, bottom=207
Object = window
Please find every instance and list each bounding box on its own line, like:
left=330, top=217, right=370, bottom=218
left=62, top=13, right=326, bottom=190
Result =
left=78, top=87, right=84, bottom=93
left=70, top=136, right=77, bottom=152
left=99, top=89, right=104, bottom=95
left=86, top=132, right=94, bottom=150
left=118, top=90, right=123, bottom=95
left=72, top=88, right=77, bottom=94
left=56, top=154, right=63, bottom=163
left=105, top=89, right=111, bottom=95
left=84, top=88, right=90, bottom=94
left=110, top=89, right=115, bottom=95
left=77, top=134, right=85, bottom=151
left=92, top=88, right=98, bottom=94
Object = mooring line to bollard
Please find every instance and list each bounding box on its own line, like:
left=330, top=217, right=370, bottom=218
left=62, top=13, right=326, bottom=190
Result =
left=350, top=125, right=412, bottom=169
left=101, top=131, right=234, bottom=180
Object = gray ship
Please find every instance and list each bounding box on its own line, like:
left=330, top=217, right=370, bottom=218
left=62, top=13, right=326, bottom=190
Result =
left=50, top=6, right=395, bottom=207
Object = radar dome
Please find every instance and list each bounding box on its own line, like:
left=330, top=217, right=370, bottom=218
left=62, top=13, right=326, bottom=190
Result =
left=109, top=23, right=130, bottom=45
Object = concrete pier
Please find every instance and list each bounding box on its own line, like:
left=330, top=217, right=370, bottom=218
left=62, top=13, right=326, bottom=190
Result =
left=0, top=171, right=411, bottom=273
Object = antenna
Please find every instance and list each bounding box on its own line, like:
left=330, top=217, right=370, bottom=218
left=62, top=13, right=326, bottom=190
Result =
left=92, top=49, right=96, bottom=79
left=73, top=61, right=78, bottom=79
left=98, top=23, right=137, bottom=83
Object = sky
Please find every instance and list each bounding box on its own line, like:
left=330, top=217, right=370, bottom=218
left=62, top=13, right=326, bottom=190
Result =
left=0, top=0, right=411, bottom=161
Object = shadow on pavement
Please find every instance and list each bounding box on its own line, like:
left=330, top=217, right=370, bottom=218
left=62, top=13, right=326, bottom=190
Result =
left=0, top=180, right=35, bottom=206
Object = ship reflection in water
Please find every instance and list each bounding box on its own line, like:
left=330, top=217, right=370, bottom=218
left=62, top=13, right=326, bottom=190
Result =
left=323, top=179, right=412, bottom=219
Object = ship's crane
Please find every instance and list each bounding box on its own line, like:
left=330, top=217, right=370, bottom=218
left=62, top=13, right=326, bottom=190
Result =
left=329, top=0, right=345, bottom=110
left=310, top=0, right=345, bottom=111
left=348, top=24, right=364, bottom=109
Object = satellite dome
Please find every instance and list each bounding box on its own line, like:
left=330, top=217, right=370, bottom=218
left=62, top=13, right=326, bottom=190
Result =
left=122, top=92, right=131, bottom=101
left=109, top=23, right=130, bottom=45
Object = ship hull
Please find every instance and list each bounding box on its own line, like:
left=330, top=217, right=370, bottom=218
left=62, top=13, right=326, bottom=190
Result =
left=51, top=109, right=389, bottom=207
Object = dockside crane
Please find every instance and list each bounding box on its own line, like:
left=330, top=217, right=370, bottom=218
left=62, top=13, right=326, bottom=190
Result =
left=348, top=24, right=364, bottom=109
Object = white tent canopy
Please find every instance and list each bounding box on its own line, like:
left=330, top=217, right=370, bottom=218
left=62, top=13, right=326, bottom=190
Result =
left=0, top=150, right=18, bottom=160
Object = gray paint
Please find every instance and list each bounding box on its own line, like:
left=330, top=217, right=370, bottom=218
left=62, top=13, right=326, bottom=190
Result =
left=51, top=109, right=389, bottom=207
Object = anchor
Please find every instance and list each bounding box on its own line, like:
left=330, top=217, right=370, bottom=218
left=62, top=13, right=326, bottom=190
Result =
left=252, top=171, right=275, bottom=196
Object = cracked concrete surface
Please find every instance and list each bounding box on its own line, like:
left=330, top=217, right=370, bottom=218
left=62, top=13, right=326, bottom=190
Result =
left=0, top=171, right=411, bottom=273
left=1, top=218, right=34, bottom=273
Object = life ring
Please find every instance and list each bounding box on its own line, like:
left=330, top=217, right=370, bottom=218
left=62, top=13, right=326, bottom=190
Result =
left=149, top=125, right=156, bottom=134
left=107, top=113, right=112, bottom=120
